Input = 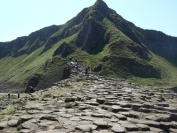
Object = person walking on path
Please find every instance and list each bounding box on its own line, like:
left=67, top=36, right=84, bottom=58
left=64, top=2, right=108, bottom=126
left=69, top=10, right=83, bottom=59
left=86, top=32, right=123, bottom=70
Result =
left=85, top=66, right=88, bottom=75
left=69, top=57, right=73, bottom=65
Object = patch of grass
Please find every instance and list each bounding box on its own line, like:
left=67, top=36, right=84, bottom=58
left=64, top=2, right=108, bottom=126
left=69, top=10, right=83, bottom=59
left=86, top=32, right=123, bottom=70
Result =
left=170, top=123, right=177, bottom=129
left=0, top=115, right=4, bottom=120
left=43, top=93, right=53, bottom=98
left=0, top=106, right=16, bottom=121
left=18, top=101, right=27, bottom=107
left=63, top=83, right=71, bottom=87
left=17, top=124, right=22, bottom=131
left=0, top=100, right=27, bottom=121
left=76, top=78, right=84, bottom=82
left=9, top=95, right=18, bottom=99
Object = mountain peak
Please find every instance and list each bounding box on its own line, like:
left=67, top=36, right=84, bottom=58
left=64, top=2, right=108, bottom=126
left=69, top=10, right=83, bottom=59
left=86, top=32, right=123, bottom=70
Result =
left=92, top=0, right=109, bottom=11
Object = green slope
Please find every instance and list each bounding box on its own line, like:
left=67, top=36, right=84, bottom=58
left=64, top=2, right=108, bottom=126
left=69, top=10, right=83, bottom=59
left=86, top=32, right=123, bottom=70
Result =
left=0, top=34, right=77, bottom=84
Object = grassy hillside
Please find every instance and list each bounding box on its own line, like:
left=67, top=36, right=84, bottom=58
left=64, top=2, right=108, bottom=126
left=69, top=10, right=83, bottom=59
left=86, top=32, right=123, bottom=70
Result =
left=0, top=22, right=177, bottom=88
left=0, top=34, right=76, bottom=84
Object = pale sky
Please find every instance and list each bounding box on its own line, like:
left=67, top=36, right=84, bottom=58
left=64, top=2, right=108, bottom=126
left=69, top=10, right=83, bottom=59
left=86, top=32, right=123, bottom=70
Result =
left=0, top=0, right=177, bottom=42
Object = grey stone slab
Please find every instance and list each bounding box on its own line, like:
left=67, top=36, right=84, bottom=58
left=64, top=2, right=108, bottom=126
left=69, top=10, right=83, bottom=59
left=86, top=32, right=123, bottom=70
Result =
left=136, top=124, right=150, bottom=131
left=63, top=120, right=77, bottom=130
left=59, top=114, right=72, bottom=118
left=39, top=120, right=56, bottom=127
left=20, top=115, right=34, bottom=122
left=150, top=127, right=163, bottom=132
left=170, top=128, right=177, bottom=132
left=93, top=120, right=110, bottom=129
left=138, top=120, right=160, bottom=128
left=21, top=129, right=32, bottom=133
left=70, top=117, right=81, bottom=121
left=129, top=110, right=141, bottom=118
left=0, top=122, right=7, bottom=129
left=40, top=110, right=53, bottom=114
left=139, top=107, right=156, bottom=113
left=40, top=115, right=59, bottom=121
left=93, top=130, right=113, bottom=133
left=36, top=130, right=68, bottom=133
left=75, top=125, right=97, bottom=132
left=121, top=123, right=139, bottom=131
left=111, top=105, right=123, bottom=113
left=114, top=114, right=127, bottom=120
left=119, top=111, right=130, bottom=117
left=145, top=114, right=171, bottom=122
left=27, top=110, right=40, bottom=114
left=91, top=113, right=104, bottom=118
left=119, top=102, right=132, bottom=108
left=164, top=107, right=177, bottom=113
left=111, top=124, right=126, bottom=133
left=22, top=120, right=38, bottom=130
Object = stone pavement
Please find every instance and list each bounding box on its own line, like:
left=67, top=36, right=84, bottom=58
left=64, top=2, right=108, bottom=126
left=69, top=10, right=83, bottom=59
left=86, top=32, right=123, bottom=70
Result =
left=0, top=67, right=177, bottom=133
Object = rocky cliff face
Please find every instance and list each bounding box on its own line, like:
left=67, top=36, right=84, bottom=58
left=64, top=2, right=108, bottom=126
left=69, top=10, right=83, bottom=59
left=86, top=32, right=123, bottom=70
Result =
left=76, top=17, right=106, bottom=52
left=128, top=22, right=177, bottom=64
left=140, top=29, right=177, bottom=63
left=53, top=42, right=74, bottom=57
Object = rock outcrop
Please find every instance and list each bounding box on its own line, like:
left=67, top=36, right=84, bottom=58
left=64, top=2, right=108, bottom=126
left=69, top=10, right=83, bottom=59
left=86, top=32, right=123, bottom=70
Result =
left=131, top=25, right=177, bottom=63
left=25, top=74, right=42, bottom=93
left=53, top=42, right=74, bottom=57
left=35, top=66, right=71, bottom=91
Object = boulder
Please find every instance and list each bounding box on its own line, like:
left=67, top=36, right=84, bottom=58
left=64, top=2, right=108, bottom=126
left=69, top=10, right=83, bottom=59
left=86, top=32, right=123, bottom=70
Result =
left=7, top=119, right=18, bottom=127
left=111, top=124, right=126, bottom=133
left=0, top=122, right=7, bottom=129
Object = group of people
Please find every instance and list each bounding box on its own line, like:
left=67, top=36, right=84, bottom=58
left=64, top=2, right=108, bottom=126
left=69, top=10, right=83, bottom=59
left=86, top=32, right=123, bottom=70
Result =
left=69, top=57, right=91, bottom=75
left=69, top=57, right=78, bottom=67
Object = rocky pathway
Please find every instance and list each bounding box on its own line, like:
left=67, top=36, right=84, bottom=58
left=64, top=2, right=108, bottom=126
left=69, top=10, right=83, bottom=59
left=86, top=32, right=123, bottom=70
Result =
left=0, top=67, right=177, bottom=133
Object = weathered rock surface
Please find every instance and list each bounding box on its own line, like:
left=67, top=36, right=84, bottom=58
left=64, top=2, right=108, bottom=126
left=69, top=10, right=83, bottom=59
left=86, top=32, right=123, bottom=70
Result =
left=1, top=65, right=177, bottom=133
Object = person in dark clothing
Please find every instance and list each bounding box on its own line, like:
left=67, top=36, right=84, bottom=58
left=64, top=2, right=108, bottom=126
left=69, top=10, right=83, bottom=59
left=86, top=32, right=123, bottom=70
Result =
left=69, top=57, right=72, bottom=61
left=85, top=67, right=90, bottom=75
left=88, top=66, right=90, bottom=71
left=69, top=57, right=73, bottom=65
left=30, top=87, right=34, bottom=93
left=85, top=67, right=88, bottom=75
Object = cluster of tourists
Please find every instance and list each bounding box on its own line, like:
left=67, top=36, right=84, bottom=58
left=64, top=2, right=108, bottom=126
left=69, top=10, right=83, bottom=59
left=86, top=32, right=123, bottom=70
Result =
left=69, top=57, right=92, bottom=75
